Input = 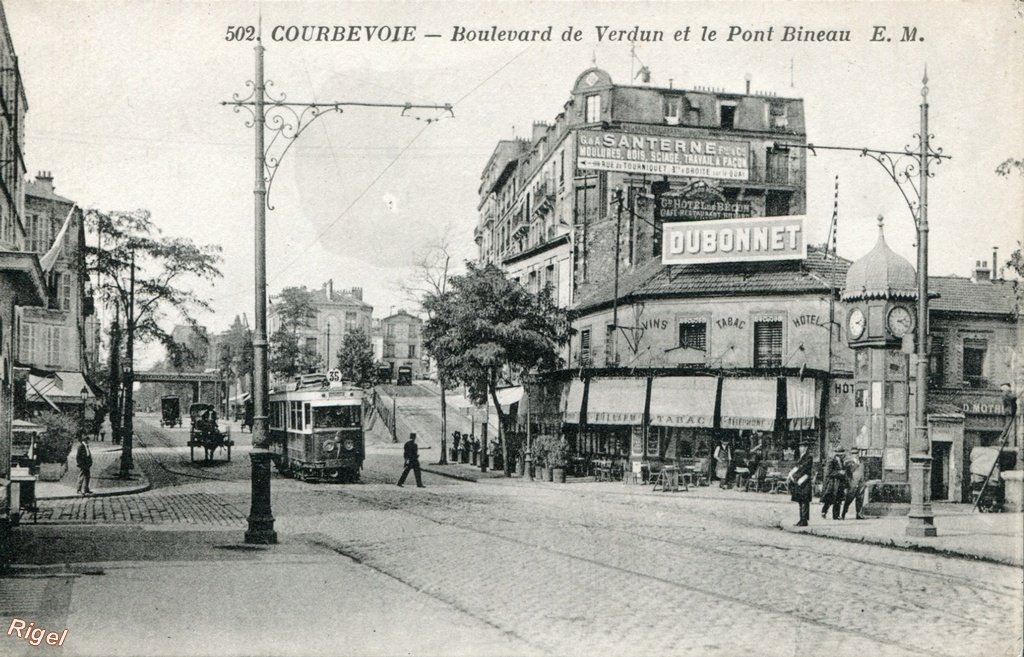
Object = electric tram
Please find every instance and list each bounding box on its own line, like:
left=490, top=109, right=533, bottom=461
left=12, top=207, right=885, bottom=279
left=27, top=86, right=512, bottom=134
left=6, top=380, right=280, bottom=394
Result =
left=268, top=373, right=365, bottom=482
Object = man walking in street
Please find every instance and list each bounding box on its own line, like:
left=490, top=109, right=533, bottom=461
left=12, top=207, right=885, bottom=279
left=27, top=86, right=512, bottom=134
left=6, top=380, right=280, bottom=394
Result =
left=74, top=434, right=93, bottom=496
left=788, top=439, right=814, bottom=526
left=841, top=448, right=867, bottom=520
left=820, top=447, right=848, bottom=520
left=397, top=432, right=425, bottom=488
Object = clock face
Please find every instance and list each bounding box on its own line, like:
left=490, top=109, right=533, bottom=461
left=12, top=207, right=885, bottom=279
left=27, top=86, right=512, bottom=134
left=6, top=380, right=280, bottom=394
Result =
left=848, top=309, right=866, bottom=340
left=887, top=305, right=914, bottom=337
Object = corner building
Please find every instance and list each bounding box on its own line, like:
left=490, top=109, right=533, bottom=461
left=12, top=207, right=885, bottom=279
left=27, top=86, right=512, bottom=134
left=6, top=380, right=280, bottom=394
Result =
left=478, top=68, right=829, bottom=474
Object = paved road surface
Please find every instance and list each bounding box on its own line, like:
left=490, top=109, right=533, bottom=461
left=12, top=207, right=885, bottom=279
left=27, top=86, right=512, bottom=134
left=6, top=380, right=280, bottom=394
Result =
left=4, top=416, right=1021, bottom=657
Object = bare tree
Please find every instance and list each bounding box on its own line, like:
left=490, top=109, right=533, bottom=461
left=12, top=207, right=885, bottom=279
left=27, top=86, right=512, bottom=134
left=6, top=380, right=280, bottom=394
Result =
left=400, top=228, right=456, bottom=464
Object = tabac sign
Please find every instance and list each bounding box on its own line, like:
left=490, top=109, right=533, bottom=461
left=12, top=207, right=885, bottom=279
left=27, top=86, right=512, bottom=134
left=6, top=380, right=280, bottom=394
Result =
left=662, top=216, right=807, bottom=265
left=577, top=130, right=749, bottom=181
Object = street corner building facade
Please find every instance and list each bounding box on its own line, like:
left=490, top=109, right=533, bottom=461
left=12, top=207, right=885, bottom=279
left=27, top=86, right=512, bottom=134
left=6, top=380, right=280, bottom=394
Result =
left=379, top=309, right=423, bottom=381
left=474, top=66, right=1020, bottom=503
left=0, top=1, right=59, bottom=554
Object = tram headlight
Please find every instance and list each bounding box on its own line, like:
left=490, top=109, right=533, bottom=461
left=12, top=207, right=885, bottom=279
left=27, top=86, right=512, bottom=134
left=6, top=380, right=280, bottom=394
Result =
left=322, top=440, right=337, bottom=453
left=343, top=438, right=355, bottom=451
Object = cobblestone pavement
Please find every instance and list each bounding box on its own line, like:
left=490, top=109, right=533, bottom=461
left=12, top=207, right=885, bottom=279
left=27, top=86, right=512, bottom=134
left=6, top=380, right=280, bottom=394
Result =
left=13, top=416, right=1024, bottom=656
left=279, top=480, right=1024, bottom=657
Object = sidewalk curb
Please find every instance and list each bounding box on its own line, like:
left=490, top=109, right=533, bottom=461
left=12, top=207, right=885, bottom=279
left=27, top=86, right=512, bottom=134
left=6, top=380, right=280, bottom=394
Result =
left=779, top=524, right=1023, bottom=568
left=420, top=464, right=513, bottom=483
left=38, top=478, right=151, bottom=501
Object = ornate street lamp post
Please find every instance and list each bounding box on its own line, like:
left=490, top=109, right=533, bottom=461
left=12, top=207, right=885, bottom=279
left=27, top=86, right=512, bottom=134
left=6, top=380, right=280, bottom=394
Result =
left=224, top=30, right=451, bottom=545
left=779, top=71, right=949, bottom=536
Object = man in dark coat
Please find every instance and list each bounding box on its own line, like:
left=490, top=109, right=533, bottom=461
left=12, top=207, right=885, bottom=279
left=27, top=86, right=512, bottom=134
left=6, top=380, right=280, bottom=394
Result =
left=75, top=435, right=93, bottom=496
left=788, top=441, right=814, bottom=526
left=397, top=433, right=425, bottom=488
left=820, top=448, right=848, bottom=520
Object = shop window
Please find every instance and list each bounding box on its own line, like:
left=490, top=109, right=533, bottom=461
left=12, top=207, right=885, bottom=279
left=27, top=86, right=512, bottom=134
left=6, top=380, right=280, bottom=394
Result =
left=720, top=102, right=736, bottom=129
left=678, top=321, right=707, bottom=353
left=962, top=339, right=987, bottom=388
left=585, top=94, right=602, bottom=123
left=580, top=328, right=592, bottom=366
left=753, top=320, right=783, bottom=368
left=928, top=336, right=945, bottom=387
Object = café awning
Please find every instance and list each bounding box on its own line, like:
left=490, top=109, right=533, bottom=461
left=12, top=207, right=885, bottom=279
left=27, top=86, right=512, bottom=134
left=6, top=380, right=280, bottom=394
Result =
left=586, top=377, right=647, bottom=425
left=649, top=376, right=718, bottom=428
left=786, top=377, right=821, bottom=430
left=563, top=379, right=586, bottom=423
left=720, top=378, right=777, bottom=431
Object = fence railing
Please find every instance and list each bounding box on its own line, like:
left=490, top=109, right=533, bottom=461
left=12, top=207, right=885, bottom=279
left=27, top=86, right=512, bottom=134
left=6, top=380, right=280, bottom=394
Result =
left=370, top=389, right=397, bottom=442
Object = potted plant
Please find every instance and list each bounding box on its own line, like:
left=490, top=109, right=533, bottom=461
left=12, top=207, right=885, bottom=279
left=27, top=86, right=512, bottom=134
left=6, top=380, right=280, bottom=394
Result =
left=550, top=436, right=570, bottom=483
left=533, top=435, right=549, bottom=482
left=33, top=411, right=79, bottom=482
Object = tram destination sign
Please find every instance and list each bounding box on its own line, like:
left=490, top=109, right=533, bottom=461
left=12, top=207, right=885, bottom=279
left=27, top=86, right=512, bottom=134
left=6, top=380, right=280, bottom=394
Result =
left=577, top=130, right=750, bottom=181
left=662, top=215, right=807, bottom=265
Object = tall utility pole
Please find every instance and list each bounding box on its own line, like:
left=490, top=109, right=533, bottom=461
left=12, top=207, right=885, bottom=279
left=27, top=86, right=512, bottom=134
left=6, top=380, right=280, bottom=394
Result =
left=119, top=249, right=136, bottom=478
left=907, top=76, right=936, bottom=537
left=325, top=322, right=331, bottom=371
left=777, top=71, right=949, bottom=537
left=225, top=30, right=451, bottom=545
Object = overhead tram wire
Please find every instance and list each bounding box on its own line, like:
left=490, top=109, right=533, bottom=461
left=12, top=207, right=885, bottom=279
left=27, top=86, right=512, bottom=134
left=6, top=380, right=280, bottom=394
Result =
left=232, top=45, right=535, bottom=291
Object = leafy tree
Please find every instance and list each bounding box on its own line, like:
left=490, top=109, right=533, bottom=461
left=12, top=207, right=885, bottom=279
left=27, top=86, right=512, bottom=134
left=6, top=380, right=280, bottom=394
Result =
left=336, top=328, right=375, bottom=385
left=86, top=208, right=223, bottom=474
left=996, top=158, right=1024, bottom=177
left=269, top=330, right=321, bottom=380
left=268, top=286, right=318, bottom=379
left=33, top=410, right=81, bottom=464
left=422, top=262, right=570, bottom=476
left=274, top=286, right=317, bottom=333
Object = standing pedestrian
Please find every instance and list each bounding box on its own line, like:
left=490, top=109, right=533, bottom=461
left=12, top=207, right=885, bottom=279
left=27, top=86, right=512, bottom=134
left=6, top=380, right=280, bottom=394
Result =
left=451, top=431, right=461, bottom=462
left=74, top=434, right=93, bottom=496
left=714, top=438, right=732, bottom=487
left=820, top=448, right=848, bottom=520
left=397, top=432, right=425, bottom=488
left=788, top=440, right=814, bottom=526
left=841, top=448, right=866, bottom=520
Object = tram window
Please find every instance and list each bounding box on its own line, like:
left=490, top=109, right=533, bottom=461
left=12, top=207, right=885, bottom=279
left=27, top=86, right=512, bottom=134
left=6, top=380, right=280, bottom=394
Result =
left=314, top=406, right=361, bottom=428
left=304, top=403, right=311, bottom=429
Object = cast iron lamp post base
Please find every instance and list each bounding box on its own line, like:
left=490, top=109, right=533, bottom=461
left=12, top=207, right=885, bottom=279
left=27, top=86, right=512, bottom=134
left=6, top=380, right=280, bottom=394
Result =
left=245, top=449, right=277, bottom=544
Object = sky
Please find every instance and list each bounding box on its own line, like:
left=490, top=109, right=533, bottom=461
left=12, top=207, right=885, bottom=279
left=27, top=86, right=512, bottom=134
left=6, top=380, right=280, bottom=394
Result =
left=5, top=0, right=1023, bottom=367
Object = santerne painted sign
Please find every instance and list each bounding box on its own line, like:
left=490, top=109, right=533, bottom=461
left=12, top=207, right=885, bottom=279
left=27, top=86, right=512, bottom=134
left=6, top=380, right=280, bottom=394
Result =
left=577, top=130, right=749, bottom=180
left=662, top=216, right=807, bottom=265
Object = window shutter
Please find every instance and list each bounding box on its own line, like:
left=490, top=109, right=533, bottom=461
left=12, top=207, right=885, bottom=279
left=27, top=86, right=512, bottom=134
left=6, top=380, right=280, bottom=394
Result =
left=754, top=320, right=783, bottom=368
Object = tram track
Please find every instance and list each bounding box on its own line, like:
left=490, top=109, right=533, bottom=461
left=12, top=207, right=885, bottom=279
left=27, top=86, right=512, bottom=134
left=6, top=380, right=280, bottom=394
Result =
left=321, top=480, right=988, bottom=657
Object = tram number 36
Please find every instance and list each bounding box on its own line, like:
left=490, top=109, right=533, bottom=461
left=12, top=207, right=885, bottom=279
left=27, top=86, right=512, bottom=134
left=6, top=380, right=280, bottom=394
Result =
left=327, top=369, right=343, bottom=383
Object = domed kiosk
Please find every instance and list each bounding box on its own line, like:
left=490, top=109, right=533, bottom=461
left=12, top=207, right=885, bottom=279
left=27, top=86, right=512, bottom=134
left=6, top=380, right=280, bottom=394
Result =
left=840, top=216, right=918, bottom=518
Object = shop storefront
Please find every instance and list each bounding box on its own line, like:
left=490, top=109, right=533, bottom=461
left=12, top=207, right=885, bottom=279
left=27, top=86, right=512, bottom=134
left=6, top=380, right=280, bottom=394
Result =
left=560, top=373, right=827, bottom=477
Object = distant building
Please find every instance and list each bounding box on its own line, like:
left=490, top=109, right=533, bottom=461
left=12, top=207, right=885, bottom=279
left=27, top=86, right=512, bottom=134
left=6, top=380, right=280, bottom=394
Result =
left=267, top=279, right=373, bottom=372
left=380, top=310, right=422, bottom=380
left=16, top=172, right=98, bottom=412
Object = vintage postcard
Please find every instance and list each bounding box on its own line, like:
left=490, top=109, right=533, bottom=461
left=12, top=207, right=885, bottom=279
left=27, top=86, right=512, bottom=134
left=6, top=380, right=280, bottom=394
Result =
left=0, top=1, right=1021, bottom=656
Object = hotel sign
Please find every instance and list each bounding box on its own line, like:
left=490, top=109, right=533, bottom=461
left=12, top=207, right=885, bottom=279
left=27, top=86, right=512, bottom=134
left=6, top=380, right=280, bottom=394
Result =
left=577, top=130, right=749, bottom=181
left=656, top=180, right=753, bottom=222
left=662, top=216, right=807, bottom=265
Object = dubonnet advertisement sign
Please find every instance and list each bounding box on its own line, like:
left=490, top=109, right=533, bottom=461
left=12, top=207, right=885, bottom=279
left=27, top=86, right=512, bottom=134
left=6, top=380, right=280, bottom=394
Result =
left=662, top=216, right=807, bottom=265
left=577, top=129, right=749, bottom=180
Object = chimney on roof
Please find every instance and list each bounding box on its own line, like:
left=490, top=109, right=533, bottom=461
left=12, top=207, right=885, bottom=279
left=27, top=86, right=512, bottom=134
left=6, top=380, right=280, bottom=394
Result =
left=325, top=278, right=334, bottom=300
left=35, top=171, right=55, bottom=192
left=992, top=246, right=999, bottom=281
left=973, top=259, right=991, bottom=283
left=350, top=287, right=363, bottom=301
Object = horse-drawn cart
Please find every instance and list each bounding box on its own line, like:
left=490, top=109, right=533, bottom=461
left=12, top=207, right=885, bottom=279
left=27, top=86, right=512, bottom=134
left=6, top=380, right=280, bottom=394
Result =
left=160, top=396, right=182, bottom=428
left=187, top=403, right=233, bottom=463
